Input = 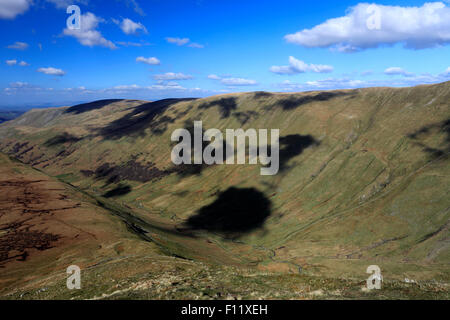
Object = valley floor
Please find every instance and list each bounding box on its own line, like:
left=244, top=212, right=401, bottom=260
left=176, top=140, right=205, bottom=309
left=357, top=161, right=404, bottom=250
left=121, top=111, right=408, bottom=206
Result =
left=0, top=153, right=448, bottom=300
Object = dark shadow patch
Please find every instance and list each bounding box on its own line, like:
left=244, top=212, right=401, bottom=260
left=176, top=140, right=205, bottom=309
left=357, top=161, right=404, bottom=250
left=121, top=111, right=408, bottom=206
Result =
left=88, top=159, right=172, bottom=184
left=172, top=119, right=231, bottom=177
left=185, top=187, right=271, bottom=236
left=407, top=119, right=450, bottom=159
left=199, top=97, right=237, bottom=118
left=102, top=184, right=132, bottom=198
left=275, top=91, right=349, bottom=110
left=44, top=132, right=82, bottom=147
left=233, top=111, right=258, bottom=125
left=253, top=91, right=273, bottom=99
left=98, top=98, right=196, bottom=139
left=278, top=134, right=320, bottom=172
left=65, top=99, right=124, bottom=114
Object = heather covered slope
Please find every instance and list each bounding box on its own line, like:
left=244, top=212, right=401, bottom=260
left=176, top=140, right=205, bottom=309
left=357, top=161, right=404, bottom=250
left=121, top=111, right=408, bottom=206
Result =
left=0, top=82, right=449, bottom=281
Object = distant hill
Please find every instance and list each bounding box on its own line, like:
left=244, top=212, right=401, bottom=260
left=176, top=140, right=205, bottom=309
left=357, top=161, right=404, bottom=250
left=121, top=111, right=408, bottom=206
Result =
left=0, top=110, right=24, bottom=124
left=0, top=82, right=449, bottom=285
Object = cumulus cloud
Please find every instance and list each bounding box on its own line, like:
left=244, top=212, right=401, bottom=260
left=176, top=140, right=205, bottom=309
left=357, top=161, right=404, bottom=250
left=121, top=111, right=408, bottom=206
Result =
left=153, top=72, right=193, bottom=80
left=37, top=67, right=66, bottom=76
left=119, top=18, right=147, bottom=35
left=7, top=41, right=29, bottom=50
left=63, top=12, right=117, bottom=49
left=0, top=0, right=30, bottom=19
left=284, top=2, right=450, bottom=52
left=220, top=78, right=257, bottom=86
left=19, top=61, right=29, bottom=66
left=270, top=56, right=334, bottom=74
left=384, top=67, right=414, bottom=77
left=136, top=56, right=160, bottom=65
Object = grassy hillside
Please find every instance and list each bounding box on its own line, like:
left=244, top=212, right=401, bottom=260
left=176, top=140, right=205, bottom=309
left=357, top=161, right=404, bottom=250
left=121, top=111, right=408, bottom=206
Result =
left=0, top=82, right=449, bottom=284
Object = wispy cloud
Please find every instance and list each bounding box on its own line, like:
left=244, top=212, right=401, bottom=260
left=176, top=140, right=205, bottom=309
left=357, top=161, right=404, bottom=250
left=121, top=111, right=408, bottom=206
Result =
left=208, top=74, right=258, bottom=86
left=7, top=41, right=29, bottom=50
left=270, top=56, right=333, bottom=74
left=153, top=72, right=193, bottom=80
left=166, top=37, right=204, bottom=48
left=5, top=59, right=29, bottom=66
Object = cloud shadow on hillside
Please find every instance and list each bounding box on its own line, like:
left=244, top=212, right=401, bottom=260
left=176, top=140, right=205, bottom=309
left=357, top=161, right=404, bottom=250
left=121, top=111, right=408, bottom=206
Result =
left=98, top=98, right=197, bottom=139
left=65, top=99, right=124, bottom=114
left=102, top=184, right=132, bottom=198
left=273, top=91, right=350, bottom=110
left=185, top=187, right=271, bottom=237
left=199, top=97, right=237, bottom=118
left=407, top=118, right=450, bottom=158
left=277, top=134, right=320, bottom=172
left=44, top=132, right=82, bottom=147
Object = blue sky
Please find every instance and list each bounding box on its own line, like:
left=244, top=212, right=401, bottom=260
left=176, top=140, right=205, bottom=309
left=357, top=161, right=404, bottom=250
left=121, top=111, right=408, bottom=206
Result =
left=0, top=0, right=449, bottom=108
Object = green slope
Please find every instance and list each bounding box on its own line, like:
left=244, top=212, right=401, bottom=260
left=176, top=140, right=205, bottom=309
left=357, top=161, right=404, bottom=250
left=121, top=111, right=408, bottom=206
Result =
left=0, top=82, right=449, bottom=281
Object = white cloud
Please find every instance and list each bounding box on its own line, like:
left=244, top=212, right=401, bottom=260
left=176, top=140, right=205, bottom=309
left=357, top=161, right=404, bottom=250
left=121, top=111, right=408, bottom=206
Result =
left=284, top=2, right=450, bottom=52
left=277, top=67, right=450, bottom=92
left=270, top=56, right=334, bottom=74
left=207, top=74, right=221, bottom=80
left=441, top=67, right=450, bottom=76
left=119, top=18, right=147, bottom=35
left=166, top=37, right=190, bottom=46
left=113, top=84, right=141, bottom=90
left=153, top=72, right=193, bottom=80
left=384, top=67, right=414, bottom=77
left=37, top=67, right=66, bottom=76
left=0, top=0, right=30, bottom=19
left=165, top=37, right=204, bottom=48
left=10, top=81, right=30, bottom=88
left=116, top=41, right=151, bottom=47
left=188, top=42, right=204, bottom=48
left=46, top=0, right=87, bottom=9
left=136, top=56, right=160, bottom=65
left=6, top=59, right=29, bottom=66
left=220, top=78, right=257, bottom=86
left=63, top=12, right=117, bottom=49
left=7, top=41, right=29, bottom=50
